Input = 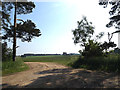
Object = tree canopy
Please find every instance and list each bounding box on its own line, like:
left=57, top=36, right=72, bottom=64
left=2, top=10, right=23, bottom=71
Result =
left=1, top=1, right=11, bottom=34
left=1, top=1, right=41, bottom=61
left=72, top=16, right=94, bottom=46
left=72, top=16, right=116, bottom=57
left=99, top=0, right=120, bottom=33
left=3, top=20, right=41, bottom=42
left=2, top=1, right=41, bottom=42
left=72, top=16, right=103, bottom=57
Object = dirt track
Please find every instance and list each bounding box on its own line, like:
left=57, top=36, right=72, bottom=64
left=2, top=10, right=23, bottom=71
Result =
left=1, top=62, right=120, bottom=88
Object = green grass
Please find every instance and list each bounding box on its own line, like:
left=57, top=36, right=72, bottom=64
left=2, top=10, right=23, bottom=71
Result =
left=18, top=55, right=79, bottom=66
left=2, top=55, right=79, bottom=76
left=17, top=54, right=120, bottom=72
left=2, top=54, right=119, bottom=76
left=70, top=54, right=120, bottom=72
left=2, top=59, right=29, bottom=76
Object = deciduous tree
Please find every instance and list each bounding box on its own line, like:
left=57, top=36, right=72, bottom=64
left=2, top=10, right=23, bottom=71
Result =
left=72, top=16, right=106, bottom=57
left=72, top=16, right=94, bottom=46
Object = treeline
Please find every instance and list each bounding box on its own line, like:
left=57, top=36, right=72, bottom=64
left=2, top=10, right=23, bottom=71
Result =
left=21, top=53, right=80, bottom=57
left=21, top=54, right=61, bottom=57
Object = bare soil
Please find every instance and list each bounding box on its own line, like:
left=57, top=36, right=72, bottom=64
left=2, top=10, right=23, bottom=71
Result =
left=1, top=62, right=120, bottom=88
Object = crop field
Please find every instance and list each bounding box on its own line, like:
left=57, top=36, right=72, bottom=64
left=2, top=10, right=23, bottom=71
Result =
left=17, top=55, right=80, bottom=66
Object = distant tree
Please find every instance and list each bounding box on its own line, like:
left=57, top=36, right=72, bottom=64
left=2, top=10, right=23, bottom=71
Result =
left=99, top=0, right=120, bottom=34
left=2, top=1, right=41, bottom=61
left=63, top=52, right=67, bottom=55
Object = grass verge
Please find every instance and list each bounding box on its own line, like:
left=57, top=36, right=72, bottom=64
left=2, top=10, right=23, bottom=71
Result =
left=2, top=59, right=29, bottom=76
left=5, top=54, right=119, bottom=75
left=69, top=54, right=120, bottom=72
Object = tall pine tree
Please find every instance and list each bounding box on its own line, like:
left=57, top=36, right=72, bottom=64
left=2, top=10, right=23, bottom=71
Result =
left=2, top=1, right=41, bottom=61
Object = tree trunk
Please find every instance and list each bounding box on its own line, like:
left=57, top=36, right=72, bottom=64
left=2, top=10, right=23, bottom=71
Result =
left=13, top=1, right=17, bottom=62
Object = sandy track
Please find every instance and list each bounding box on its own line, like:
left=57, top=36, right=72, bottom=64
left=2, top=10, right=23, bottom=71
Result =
left=1, top=62, right=120, bottom=88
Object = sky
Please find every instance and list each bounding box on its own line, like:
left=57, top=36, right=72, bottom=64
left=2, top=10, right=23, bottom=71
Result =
left=7, top=0, right=119, bottom=55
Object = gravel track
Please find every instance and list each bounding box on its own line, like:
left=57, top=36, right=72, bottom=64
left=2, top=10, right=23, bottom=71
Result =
left=1, top=62, right=119, bottom=88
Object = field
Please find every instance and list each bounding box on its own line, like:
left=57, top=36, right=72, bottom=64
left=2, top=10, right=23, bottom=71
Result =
left=2, top=55, right=79, bottom=76
left=17, top=54, right=120, bottom=72
left=18, top=55, right=79, bottom=66
left=2, top=54, right=120, bottom=76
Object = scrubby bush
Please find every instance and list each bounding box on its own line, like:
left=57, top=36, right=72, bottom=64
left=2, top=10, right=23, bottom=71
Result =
left=2, top=42, right=12, bottom=61
left=82, top=40, right=103, bottom=58
left=70, top=55, right=120, bottom=72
